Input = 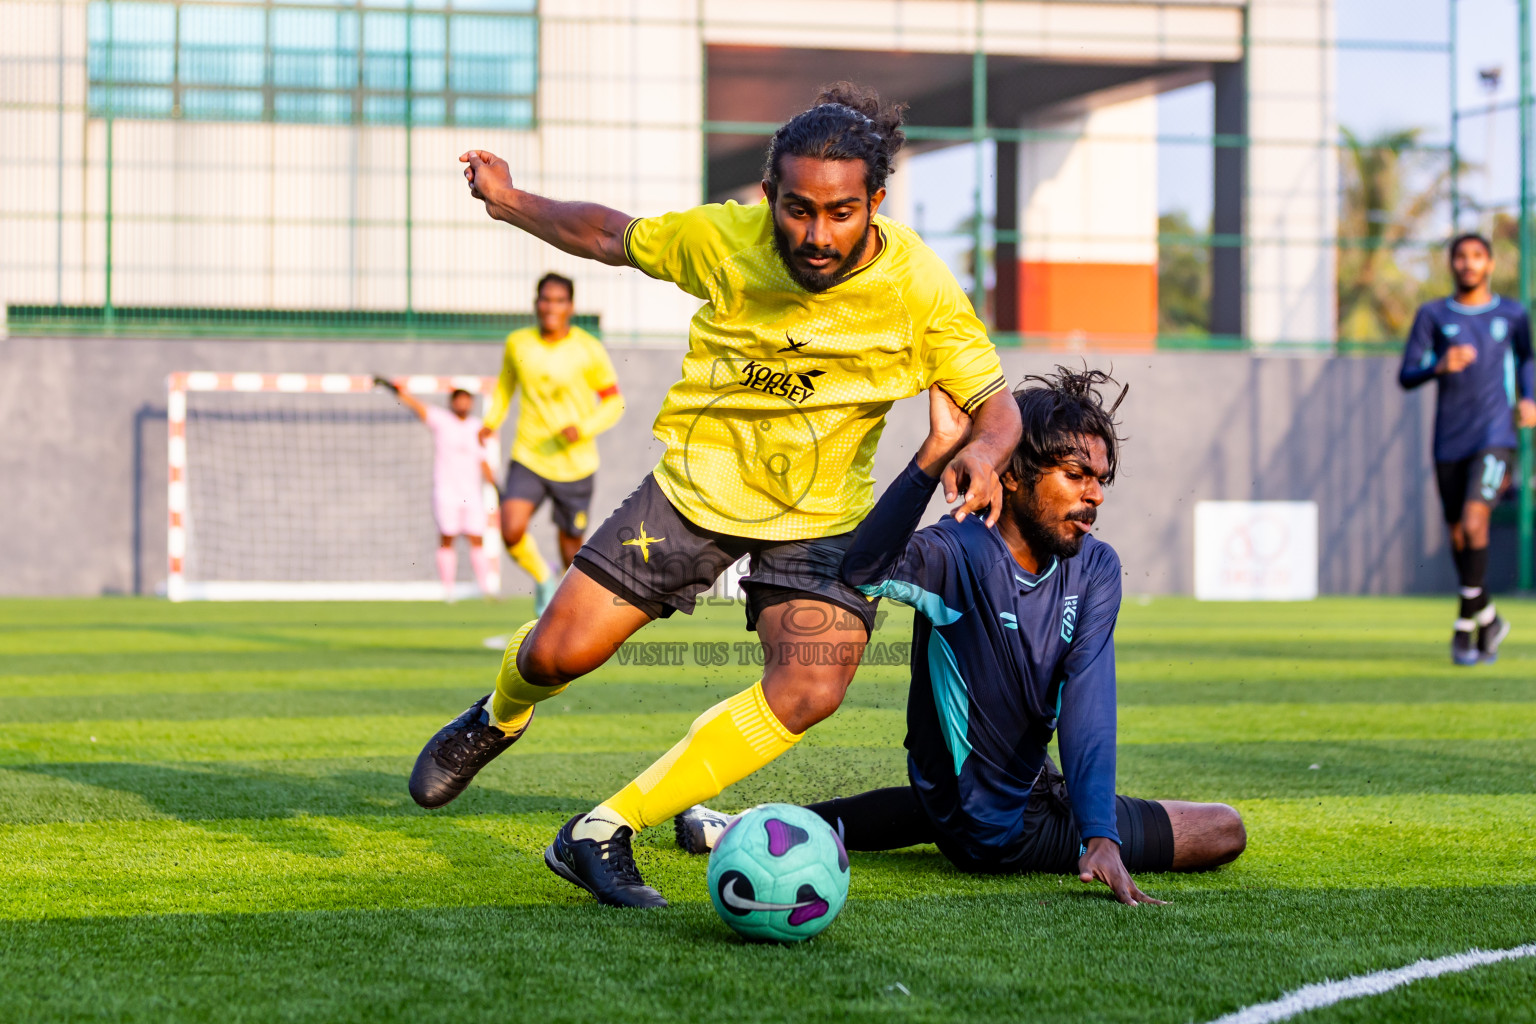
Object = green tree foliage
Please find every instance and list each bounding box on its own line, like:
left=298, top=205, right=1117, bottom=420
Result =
left=1337, top=127, right=1453, bottom=341
left=1157, top=210, right=1210, bottom=335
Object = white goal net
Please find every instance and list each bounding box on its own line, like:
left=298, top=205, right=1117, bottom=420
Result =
left=167, top=372, right=501, bottom=601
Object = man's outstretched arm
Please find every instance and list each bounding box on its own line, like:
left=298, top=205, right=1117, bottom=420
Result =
left=461, top=150, right=632, bottom=267
left=1063, top=643, right=1163, bottom=907
left=1056, top=548, right=1166, bottom=906
left=843, top=386, right=971, bottom=590
left=943, top=389, right=1022, bottom=528
left=385, top=378, right=430, bottom=422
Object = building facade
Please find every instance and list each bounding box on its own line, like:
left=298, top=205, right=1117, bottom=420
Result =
left=3, top=0, right=1336, bottom=345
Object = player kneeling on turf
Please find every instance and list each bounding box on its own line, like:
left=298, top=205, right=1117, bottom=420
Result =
left=678, top=370, right=1246, bottom=904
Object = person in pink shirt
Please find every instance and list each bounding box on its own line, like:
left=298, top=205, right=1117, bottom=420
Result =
left=387, top=380, right=499, bottom=600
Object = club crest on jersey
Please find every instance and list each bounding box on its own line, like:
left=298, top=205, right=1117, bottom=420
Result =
left=1060, top=595, right=1080, bottom=642
left=1492, top=318, right=1509, bottom=342
left=739, top=360, right=825, bottom=403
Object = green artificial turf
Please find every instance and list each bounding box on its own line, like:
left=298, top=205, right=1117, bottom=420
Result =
left=1, top=595, right=1533, bottom=1023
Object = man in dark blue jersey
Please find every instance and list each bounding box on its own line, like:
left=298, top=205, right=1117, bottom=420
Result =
left=678, top=371, right=1246, bottom=905
left=1401, top=233, right=1536, bottom=665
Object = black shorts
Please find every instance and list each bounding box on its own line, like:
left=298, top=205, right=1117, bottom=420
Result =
left=502, top=461, right=595, bottom=536
left=931, top=763, right=1175, bottom=875
left=1435, top=448, right=1516, bottom=523
left=571, top=472, right=879, bottom=633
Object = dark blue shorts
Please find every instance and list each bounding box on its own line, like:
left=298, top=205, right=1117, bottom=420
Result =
left=927, top=761, right=1175, bottom=875
left=1435, top=448, right=1516, bottom=523
left=502, top=461, right=594, bottom=536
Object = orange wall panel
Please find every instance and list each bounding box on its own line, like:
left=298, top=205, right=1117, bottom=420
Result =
left=1019, top=261, right=1158, bottom=345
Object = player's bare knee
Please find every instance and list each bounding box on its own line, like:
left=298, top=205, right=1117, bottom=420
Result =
left=775, top=692, right=839, bottom=734
left=763, top=673, right=848, bottom=734
left=1460, top=505, right=1491, bottom=544
left=516, top=625, right=588, bottom=686
left=1211, top=803, right=1247, bottom=864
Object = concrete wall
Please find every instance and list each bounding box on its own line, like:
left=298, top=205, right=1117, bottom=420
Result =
left=0, top=333, right=1504, bottom=598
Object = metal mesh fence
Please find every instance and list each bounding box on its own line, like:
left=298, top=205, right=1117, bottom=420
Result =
left=184, top=390, right=433, bottom=583
left=1, top=0, right=1521, bottom=350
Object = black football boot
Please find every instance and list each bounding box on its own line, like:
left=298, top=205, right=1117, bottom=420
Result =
left=674, top=804, right=733, bottom=855
left=408, top=694, right=531, bottom=808
left=544, top=813, right=668, bottom=908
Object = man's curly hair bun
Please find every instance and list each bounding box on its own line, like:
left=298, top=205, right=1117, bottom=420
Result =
left=764, top=82, right=908, bottom=197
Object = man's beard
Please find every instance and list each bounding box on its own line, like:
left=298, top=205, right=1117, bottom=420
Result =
left=772, top=219, right=871, bottom=293
left=1013, top=488, right=1097, bottom=562
left=1454, top=272, right=1489, bottom=294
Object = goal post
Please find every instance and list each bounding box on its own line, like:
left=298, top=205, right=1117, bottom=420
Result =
left=167, top=371, right=502, bottom=601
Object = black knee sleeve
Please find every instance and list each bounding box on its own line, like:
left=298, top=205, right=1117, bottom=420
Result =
left=1114, top=796, right=1175, bottom=873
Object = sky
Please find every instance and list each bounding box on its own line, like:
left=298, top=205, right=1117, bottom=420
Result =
left=903, top=0, right=1524, bottom=263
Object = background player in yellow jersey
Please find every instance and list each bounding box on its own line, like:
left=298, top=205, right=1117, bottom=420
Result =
left=409, top=84, right=1024, bottom=907
left=481, top=272, right=625, bottom=615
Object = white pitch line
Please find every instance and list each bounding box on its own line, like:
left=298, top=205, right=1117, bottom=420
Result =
left=1206, top=943, right=1536, bottom=1024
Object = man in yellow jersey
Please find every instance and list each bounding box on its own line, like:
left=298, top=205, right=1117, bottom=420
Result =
left=408, top=84, right=1023, bottom=908
left=481, top=272, right=625, bottom=616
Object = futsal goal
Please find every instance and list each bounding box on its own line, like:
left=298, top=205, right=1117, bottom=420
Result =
left=167, top=372, right=501, bottom=601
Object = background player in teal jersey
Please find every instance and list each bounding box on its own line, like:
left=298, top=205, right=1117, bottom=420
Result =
left=1400, top=233, right=1536, bottom=665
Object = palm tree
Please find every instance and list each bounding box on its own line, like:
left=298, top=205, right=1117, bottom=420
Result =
left=1337, top=127, right=1454, bottom=341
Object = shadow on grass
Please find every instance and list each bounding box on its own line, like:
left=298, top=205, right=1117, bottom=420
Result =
left=2, top=648, right=497, bottom=679
left=2, top=887, right=1535, bottom=1024
left=9, top=760, right=589, bottom=823
left=1118, top=740, right=1536, bottom=800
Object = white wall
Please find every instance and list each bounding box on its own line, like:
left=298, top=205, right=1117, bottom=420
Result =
left=1020, top=89, right=1159, bottom=266
left=1245, top=0, right=1339, bottom=344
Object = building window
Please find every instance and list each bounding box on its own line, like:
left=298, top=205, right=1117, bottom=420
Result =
left=87, top=0, right=537, bottom=127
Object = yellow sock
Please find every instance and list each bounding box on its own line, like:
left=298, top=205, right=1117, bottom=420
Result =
left=489, top=620, right=568, bottom=730
left=507, top=534, right=552, bottom=585
left=598, top=680, right=801, bottom=832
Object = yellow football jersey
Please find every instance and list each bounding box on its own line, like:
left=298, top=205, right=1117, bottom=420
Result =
left=483, top=325, right=623, bottom=482
left=625, top=200, right=1007, bottom=541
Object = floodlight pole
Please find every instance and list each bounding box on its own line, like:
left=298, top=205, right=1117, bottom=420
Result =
left=1521, top=0, right=1534, bottom=591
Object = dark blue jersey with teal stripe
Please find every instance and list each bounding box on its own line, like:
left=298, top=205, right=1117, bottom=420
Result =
left=1399, top=296, right=1535, bottom=462
left=842, top=458, right=1122, bottom=858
